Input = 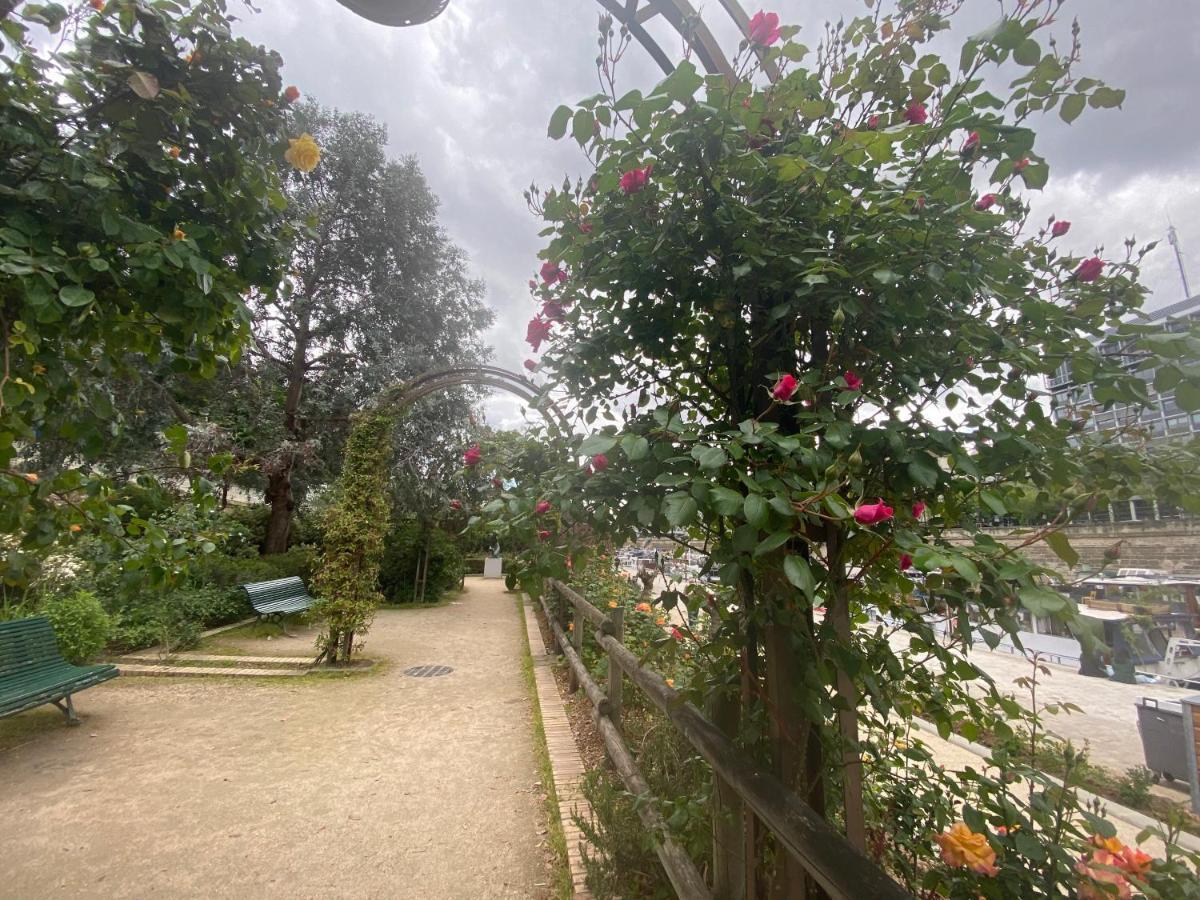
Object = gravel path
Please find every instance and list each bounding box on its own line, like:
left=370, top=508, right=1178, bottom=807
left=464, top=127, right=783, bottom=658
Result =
left=0, top=578, right=552, bottom=899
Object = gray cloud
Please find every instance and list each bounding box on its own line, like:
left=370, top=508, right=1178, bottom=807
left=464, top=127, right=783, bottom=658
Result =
left=243, top=1, right=1200, bottom=425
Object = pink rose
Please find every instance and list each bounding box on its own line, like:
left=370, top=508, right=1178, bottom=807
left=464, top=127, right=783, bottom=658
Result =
left=1051, top=220, right=1071, bottom=237
left=866, top=114, right=880, bottom=130
left=579, top=221, right=593, bottom=234
left=900, top=553, right=913, bottom=570
left=903, top=101, right=928, bottom=125
left=491, top=477, right=503, bottom=488
left=591, top=453, right=609, bottom=472
left=843, top=370, right=862, bottom=391
left=772, top=373, right=798, bottom=401
left=853, top=499, right=895, bottom=526
left=539, top=260, right=566, bottom=284
left=1013, top=157, right=1030, bottom=173
left=542, top=300, right=566, bottom=321
left=449, top=499, right=462, bottom=510
left=523, top=359, right=538, bottom=372
left=960, top=131, right=979, bottom=156
left=912, top=501, right=926, bottom=518
left=536, top=501, right=551, bottom=514
left=670, top=626, right=685, bottom=641
left=747, top=10, right=781, bottom=46
left=528, top=279, right=537, bottom=290
left=538, top=530, right=551, bottom=542
left=463, top=444, right=481, bottom=467
left=619, top=166, right=651, bottom=194
left=1075, top=257, right=1104, bottom=282
left=974, top=193, right=997, bottom=211
left=525, top=316, right=553, bottom=351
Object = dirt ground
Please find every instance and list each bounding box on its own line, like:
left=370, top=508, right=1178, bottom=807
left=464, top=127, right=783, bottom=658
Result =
left=0, top=578, right=554, bottom=900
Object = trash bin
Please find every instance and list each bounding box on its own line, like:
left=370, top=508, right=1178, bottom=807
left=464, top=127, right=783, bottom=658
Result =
left=1136, top=697, right=1188, bottom=782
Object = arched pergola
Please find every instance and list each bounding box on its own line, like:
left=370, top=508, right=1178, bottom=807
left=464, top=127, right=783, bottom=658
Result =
left=378, top=364, right=569, bottom=431
left=334, top=0, right=779, bottom=81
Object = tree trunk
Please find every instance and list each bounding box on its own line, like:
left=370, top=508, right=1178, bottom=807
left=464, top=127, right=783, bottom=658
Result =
left=263, top=315, right=310, bottom=554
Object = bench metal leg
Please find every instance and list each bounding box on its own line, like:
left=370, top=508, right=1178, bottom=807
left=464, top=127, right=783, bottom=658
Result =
left=52, top=695, right=81, bottom=726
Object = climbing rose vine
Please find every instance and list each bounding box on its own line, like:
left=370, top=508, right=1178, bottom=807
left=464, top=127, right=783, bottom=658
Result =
left=503, top=0, right=1200, bottom=896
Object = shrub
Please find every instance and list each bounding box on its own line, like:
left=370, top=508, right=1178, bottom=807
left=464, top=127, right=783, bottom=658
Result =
left=40, top=590, right=111, bottom=664
left=378, top=520, right=464, bottom=603
left=1117, top=765, right=1155, bottom=807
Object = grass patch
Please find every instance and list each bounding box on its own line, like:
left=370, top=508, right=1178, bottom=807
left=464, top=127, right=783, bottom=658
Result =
left=516, top=593, right=572, bottom=900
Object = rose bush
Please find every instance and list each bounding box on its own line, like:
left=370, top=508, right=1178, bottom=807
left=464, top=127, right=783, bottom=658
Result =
left=496, top=0, right=1200, bottom=895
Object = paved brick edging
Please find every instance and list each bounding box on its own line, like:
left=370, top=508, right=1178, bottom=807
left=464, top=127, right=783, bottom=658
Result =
left=522, top=597, right=595, bottom=899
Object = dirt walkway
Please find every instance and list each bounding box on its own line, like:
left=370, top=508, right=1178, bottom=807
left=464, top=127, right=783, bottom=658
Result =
left=0, top=578, right=552, bottom=899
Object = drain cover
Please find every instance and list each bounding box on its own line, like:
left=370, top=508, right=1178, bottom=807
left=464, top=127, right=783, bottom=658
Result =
left=404, top=664, right=453, bottom=678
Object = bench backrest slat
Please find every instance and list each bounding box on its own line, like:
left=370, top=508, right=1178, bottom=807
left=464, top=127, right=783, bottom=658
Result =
left=0, top=617, right=66, bottom=678
left=242, top=576, right=311, bottom=605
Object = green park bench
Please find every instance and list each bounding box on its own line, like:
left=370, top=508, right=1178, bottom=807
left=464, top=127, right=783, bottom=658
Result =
left=0, top=616, right=119, bottom=725
left=242, top=576, right=315, bottom=621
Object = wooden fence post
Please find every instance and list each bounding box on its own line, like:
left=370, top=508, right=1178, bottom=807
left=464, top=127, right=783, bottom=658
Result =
left=607, top=606, right=624, bottom=730
left=710, top=688, right=747, bottom=900
left=568, top=602, right=584, bottom=693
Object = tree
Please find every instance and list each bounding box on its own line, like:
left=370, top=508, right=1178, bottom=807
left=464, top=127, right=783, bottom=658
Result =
left=0, top=0, right=293, bottom=585
left=496, top=2, right=1200, bottom=896
left=246, top=103, right=492, bottom=553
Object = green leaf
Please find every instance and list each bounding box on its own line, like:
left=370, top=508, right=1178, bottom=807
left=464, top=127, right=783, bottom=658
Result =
left=547, top=105, right=572, bottom=139
left=754, top=529, right=791, bottom=557
left=979, top=490, right=1007, bottom=515
left=1059, top=93, right=1086, bottom=124
left=692, top=445, right=728, bottom=470
left=659, top=60, right=703, bottom=103
left=1175, top=380, right=1200, bottom=412
left=579, top=434, right=618, bottom=456
left=571, top=109, right=595, bottom=145
left=58, top=285, right=94, bottom=307
left=1018, top=586, right=1066, bottom=617
left=907, top=459, right=939, bottom=488
left=127, top=71, right=160, bottom=100
left=744, top=494, right=769, bottom=528
left=615, top=89, right=642, bottom=111
left=951, top=556, right=981, bottom=584
left=1088, top=86, right=1125, bottom=109
left=1044, top=531, right=1079, bottom=568
left=1013, top=38, right=1041, bottom=66
left=1020, top=162, right=1049, bottom=189
left=784, top=555, right=815, bottom=599
left=620, top=434, right=649, bottom=461
left=710, top=487, right=743, bottom=517
left=663, top=493, right=698, bottom=527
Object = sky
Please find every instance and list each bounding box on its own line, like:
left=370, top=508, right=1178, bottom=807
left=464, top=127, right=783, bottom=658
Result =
left=238, top=0, right=1200, bottom=427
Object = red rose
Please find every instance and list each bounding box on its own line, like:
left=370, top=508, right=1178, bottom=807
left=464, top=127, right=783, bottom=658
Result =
left=528, top=279, right=537, bottom=289
left=853, top=499, right=895, bottom=526
left=974, top=193, right=997, bottom=211
left=449, top=500, right=462, bottom=510
left=900, top=553, right=913, bottom=570
left=541, top=300, right=565, bottom=321
left=539, top=260, right=565, bottom=284
left=463, top=444, right=482, bottom=467
left=523, top=359, right=537, bottom=372
left=491, top=477, right=503, bottom=488
left=284, top=85, right=300, bottom=103
left=843, top=370, right=862, bottom=391
left=619, top=166, right=651, bottom=194
left=866, top=114, right=880, bottom=130
left=1075, top=257, right=1104, bottom=282
left=670, top=626, right=685, bottom=641
left=536, top=501, right=552, bottom=514
left=903, top=101, right=928, bottom=125
left=1013, top=157, right=1030, bottom=173
left=772, top=373, right=798, bottom=401
left=538, top=530, right=551, bottom=541
left=912, top=501, right=926, bottom=518
left=1051, top=220, right=1071, bottom=237
left=747, top=10, right=782, bottom=46
left=591, top=453, right=609, bottom=472
left=525, top=316, right=553, bottom=351
left=960, top=131, right=979, bottom=156
left=579, top=221, right=593, bottom=234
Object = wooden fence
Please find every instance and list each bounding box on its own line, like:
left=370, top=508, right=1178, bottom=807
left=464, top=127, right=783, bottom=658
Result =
left=540, top=578, right=912, bottom=900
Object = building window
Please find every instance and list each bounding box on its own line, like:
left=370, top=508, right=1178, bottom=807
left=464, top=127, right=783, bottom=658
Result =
left=1131, top=498, right=1156, bottom=521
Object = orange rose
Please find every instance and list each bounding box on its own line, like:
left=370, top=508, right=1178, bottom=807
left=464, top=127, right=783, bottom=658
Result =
left=607, top=600, right=618, bottom=608
left=24, top=472, right=38, bottom=483
left=635, top=602, right=651, bottom=613
left=284, top=85, right=300, bottom=103
left=70, top=524, right=82, bottom=533
left=934, top=822, right=998, bottom=877
left=1076, top=853, right=1132, bottom=900
left=168, top=146, right=181, bottom=159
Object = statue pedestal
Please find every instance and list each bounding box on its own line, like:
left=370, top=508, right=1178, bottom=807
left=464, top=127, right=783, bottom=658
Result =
left=483, top=557, right=503, bottom=579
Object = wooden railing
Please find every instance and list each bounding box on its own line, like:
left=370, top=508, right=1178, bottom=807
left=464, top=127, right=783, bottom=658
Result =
left=540, top=578, right=912, bottom=900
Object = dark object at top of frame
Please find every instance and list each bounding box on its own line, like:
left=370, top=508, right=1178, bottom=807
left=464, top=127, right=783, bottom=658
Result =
left=335, top=0, right=450, bottom=26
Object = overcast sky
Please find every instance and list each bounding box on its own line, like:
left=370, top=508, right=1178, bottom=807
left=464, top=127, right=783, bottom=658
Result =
left=239, top=0, right=1200, bottom=427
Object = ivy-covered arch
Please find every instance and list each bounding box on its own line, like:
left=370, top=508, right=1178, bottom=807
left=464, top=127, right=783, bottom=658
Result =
left=312, top=365, right=566, bottom=663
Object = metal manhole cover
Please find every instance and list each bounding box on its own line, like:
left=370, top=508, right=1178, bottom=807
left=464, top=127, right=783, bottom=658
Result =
left=404, top=664, right=453, bottom=678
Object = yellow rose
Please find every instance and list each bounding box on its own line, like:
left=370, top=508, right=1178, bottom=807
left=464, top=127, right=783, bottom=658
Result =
left=934, top=822, right=998, bottom=876
left=172, top=227, right=186, bottom=241
left=285, top=133, right=321, bottom=172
